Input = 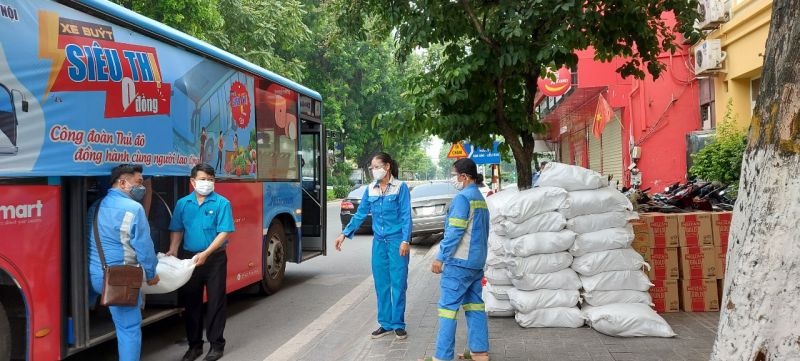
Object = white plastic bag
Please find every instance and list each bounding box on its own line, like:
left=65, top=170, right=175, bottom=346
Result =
left=499, top=187, right=569, bottom=223
left=507, top=252, right=573, bottom=278
left=493, top=212, right=566, bottom=239
left=559, top=187, right=633, bottom=219
left=569, top=226, right=635, bottom=257
left=536, top=162, right=609, bottom=191
left=515, top=307, right=585, bottom=328
left=583, top=303, right=676, bottom=337
left=571, top=248, right=648, bottom=276
left=483, top=287, right=515, bottom=317
left=485, top=251, right=511, bottom=269
left=485, top=283, right=514, bottom=300
left=583, top=290, right=654, bottom=307
left=566, top=211, right=639, bottom=234
left=486, top=187, right=519, bottom=222
left=505, top=230, right=577, bottom=257
left=141, top=253, right=196, bottom=294
left=510, top=268, right=582, bottom=291
left=580, top=270, right=654, bottom=292
left=507, top=288, right=581, bottom=313
left=484, top=267, right=513, bottom=286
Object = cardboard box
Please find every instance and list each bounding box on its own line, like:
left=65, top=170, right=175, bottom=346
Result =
left=638, top=213, right=680, bottom=248
left=643, top=247, right=679, bottom=280
left=717, top=278, right=725, bottom=305
left=712, top=212, right=733, bottom=248
left=631, top=221, right=651, bottom=250
left=678, top=212, right=714, bottom=247
left=680, top=279, right=719, bottom=312
left=650, top=279, right=680, bottom=313
left=679, top=246, right=717, bottom=279
left=716, top=246, right=727, bottom=279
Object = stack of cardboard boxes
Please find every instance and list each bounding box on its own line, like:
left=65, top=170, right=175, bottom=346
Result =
left=632, top=211, right=732, bottom=313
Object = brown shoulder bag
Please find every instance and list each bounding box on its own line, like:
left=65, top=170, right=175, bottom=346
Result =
left=93, top=199, right=144, bottom=307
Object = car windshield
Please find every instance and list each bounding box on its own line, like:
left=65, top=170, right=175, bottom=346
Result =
left=411, top=183, right=458, bottom=199
left=347, top=185, right=368, bottom=199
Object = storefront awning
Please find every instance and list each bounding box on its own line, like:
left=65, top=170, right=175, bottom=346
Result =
left=540, top=86, right=607, bottom=141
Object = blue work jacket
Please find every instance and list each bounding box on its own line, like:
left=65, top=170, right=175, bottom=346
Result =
left=436, top=184, right=489, bottom=270
left=343, top=177, right=412, bottom=242
left=88, top=188, right=158, bottom=282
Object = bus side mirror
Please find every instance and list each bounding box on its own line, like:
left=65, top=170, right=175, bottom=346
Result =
left=21, top=100, right=28, bottom=112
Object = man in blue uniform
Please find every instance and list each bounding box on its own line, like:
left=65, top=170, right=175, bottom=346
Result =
left=422, top=158, right=490, bottom=361
left=88, top=164, right=160, bottom=361
left=167, top=163, right=235, bottom=361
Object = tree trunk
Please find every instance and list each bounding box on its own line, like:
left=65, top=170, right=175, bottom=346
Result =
left=711, top=1, right=800, bottom=360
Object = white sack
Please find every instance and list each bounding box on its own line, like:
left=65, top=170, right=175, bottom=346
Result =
left=488, top=233, right=508, bottom=257
left=493, top=212, right=566, bottom=239
left=569, top=226, right=635, bottom=257
left=571, top=249, right=648, bottom=276
left=485, top=283, right=514, bottom=300
left=583, top=290, right=654, bottom=307
left=580, top=270, right=654, bottom=292
left=505, top=230, right=577, bottom=257
left=486, top=187, right=519, bottom=222
left=142, top=254, right=195, bottom=294
left=559, top=187, right=633, bottom=219
left=566, top=211, right=639, bottom=234
left=515, top=307, right=585, bottom=328
left=507, top=252, right=573, bottom=278
left=484, top=267, right=513, bottom=286
left=499, top=186, right=569, bottom=223
left=507, top=288, right=581, bottom=313
left=483, top=287, right=515, bottom=317
left=510, top=268, right=582, bottom=291
left=583, top=303, right=676, bottom=337
left=485, top=251, right=511, bottom=269
left=536, top=162, right=608, bottom=191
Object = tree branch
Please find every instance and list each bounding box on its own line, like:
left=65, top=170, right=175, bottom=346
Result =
left=460, top=0, right=500, bottom=52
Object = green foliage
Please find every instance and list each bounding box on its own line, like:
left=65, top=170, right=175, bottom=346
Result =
left=333, top=185, right=350, bottom=199
left=329, top=161, right=353, bottom=188
left=690, top=100, right=747, bottom=186
left=338, top=0, right=700, bottom=188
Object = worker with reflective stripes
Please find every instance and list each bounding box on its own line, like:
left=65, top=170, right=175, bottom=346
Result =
left=336, top=152, right=413, bottom=340
left=421, top=158, right=490, bottom=361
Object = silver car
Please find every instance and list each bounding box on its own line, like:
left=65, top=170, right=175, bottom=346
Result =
left=411, top=182, right=459, bottom=238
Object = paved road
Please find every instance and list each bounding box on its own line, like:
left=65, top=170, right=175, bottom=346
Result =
left=67, top=202, right=437, bottom=361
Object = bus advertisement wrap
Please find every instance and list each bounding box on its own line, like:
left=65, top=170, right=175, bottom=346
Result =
left=0, top=0, right=257, bottom=178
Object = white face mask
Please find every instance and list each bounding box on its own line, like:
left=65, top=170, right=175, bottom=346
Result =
left=450, top=175, right=465, bottom=191
left=194, top=180, right=214, bottom=196
left=372, top=167, right=387, bottom=181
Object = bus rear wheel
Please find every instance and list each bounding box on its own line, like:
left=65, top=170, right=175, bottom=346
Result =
left=0, top=301, right=10, bottom=361
left=259, top=221, right=287, bottom=295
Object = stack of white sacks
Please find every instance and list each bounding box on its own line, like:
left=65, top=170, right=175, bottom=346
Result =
left=484, top=184, right=585, bottom=328
left=536, top=162, right=676, bottom=337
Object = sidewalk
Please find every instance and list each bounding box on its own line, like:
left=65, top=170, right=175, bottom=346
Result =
left=295, top=247, right=720, bottom=361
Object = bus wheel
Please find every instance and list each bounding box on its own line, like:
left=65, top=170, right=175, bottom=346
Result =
left=259, top=221, right=287, bottom=295
left=0, top=301, right=10, bottom=361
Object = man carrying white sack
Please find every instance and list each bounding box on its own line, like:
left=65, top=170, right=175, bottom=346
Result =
left=420, top=158, right=490, bottom=361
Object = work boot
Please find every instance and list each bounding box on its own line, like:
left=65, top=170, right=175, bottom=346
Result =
left=181, top=346, right=203, bottom=361
left=204, top=348, right=224, bottom=361
left=370, top=327, right=392, bottom=339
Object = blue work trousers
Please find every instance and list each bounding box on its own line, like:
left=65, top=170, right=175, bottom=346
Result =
left=90, top=276, right=143, bottom=361
left=372, top=237, right=409, bottom=330
left=435, top=265, right=489, bottom=361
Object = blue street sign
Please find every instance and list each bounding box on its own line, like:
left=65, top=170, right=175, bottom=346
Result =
left=463, top=141, right=501, bottom=164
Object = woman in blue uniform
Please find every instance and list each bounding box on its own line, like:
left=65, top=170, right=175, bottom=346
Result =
left=421, top=158, right=490, bottom=361
left=335, top=152, right=413, bottom=340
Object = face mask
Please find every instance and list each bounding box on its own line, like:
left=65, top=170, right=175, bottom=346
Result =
left=130, top=185, right=146, bottom=202
left=372, top=168, right=387, bottom=181
left=450, top=175, right=465, bottom=191
left=194, top=180, right=214, bottom=196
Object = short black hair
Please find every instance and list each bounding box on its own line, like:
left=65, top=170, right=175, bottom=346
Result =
left=110, top=164, right=143, bottom=185
left=191, top=163, right=215, bottom=178
left=453, top=158, right=484, bottom=186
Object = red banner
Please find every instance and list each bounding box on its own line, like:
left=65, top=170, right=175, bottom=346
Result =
left=592, top=94, right=614, bottom=138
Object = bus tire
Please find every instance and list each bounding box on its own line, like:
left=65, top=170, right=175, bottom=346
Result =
left=0, top=301, right=10, bottom=361
left=259, top=221, right=287, bottom=295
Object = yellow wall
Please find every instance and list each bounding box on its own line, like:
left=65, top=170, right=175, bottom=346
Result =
left=705, top=0, right=772, bottom=128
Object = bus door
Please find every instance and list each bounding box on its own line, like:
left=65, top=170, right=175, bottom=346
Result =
left=299, top=119, right=326, bottom=259
left=0, top=83, right=24, bottom=156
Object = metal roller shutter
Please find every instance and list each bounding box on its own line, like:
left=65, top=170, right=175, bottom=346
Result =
left=588, top=127, right=602, bottom=173
left=602, top=114, right=623, bottom=188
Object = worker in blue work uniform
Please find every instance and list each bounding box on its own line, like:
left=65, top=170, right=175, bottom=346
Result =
left=420, top=158, right=490, bottom=361
left=88, top=164, right=160, bottom=361
left=335, top=152, right=413, bottom=340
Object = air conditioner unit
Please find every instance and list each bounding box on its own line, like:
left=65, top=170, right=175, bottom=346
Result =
left=694, top=39, right=727, bottom=75
left=697, top=0, right=731, bottom=30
